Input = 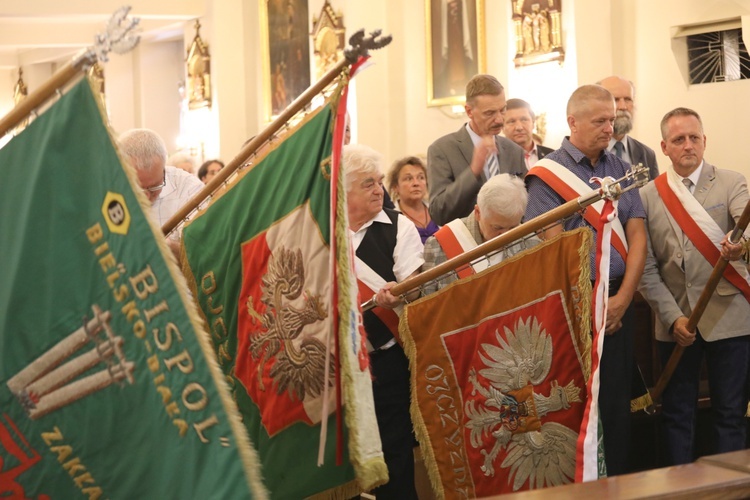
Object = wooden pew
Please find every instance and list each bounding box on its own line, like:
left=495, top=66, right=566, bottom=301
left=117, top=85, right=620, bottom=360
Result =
left=493, top=458, right=750, bottom=499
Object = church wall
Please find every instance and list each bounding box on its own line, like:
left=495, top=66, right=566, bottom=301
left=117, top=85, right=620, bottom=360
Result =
left=4, top=0, right=750, bottom=185
left=353, top=0, right=750, bottom=184
left=103, top=39, right=183, bottom=154
left=350, top=0, right=604, bottom=168
left=632, top=0, right=750, bottom=180
left=0, top=70, right=14, bottom=116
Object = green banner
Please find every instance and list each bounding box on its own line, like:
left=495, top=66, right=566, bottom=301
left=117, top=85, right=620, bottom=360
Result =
left=182, top=99, right=386, bottom=498
left=0, top=79, right=266, bottom=499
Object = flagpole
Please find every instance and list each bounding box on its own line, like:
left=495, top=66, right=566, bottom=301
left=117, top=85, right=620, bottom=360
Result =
left=649, top=198, right=750, bottom=404
left=361, top=165, right=650, bottom=311
left=161, top=28, right=392, bottom=236
left=0, top=61, right=86, bottom=138
left=0, top=7, right=140, bottom=138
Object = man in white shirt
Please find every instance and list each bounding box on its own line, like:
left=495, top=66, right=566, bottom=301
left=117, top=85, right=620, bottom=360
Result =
left=119, top=129, right=204, bottom=255
left=151, top=166, right=204, bottom=228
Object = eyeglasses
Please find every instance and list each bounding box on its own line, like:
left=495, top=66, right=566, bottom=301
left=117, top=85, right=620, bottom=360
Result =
left=144, top=171, right=166, bottom=193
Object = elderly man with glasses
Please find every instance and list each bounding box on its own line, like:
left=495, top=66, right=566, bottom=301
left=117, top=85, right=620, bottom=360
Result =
left=119, top=128, right=204, bottom=228
left=119, top=129, right=204, bottom=259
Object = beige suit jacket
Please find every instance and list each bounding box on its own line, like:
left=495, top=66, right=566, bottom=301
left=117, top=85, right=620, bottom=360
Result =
left=638, top=162, right=750, bottom=342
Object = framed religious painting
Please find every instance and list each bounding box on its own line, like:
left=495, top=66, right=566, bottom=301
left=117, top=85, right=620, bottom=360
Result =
left=511, top=0, right=565, bottom=67
left=425, top=0, right=486, bottom=107
left=260, top=0, right=312, bottom=120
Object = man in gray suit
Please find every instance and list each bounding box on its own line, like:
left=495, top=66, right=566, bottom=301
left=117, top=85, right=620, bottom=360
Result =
left=598, top=76, right=659, bottom=180
left=638, top=107, right=750, bottom=465
left=427, top=74, right=527, bottom=226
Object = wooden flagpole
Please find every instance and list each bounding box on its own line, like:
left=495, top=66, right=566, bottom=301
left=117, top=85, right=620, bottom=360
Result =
left=361, top=166, right=650, bottom=311
left=0, top=7, right=140, bottom=138
left=161, top=29, right=392, bottom=236
left=649, top=199, right=750, bottom=404
left=0, top=62, right=86, bottom=138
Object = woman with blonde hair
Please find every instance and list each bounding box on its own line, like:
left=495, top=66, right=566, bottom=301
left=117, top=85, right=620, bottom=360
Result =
left=387, top=156, right=439, bottom=243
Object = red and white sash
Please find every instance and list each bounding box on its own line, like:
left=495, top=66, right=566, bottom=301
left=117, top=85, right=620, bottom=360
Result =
left=432, top=219, right=501, bottom=279
left=355, top=256, right=402, bottom=343
left=654, top=169, right=750, bottom=302
left=576, top=184, right=618, bottom=482
left=528, top=158, right=629, bottom=261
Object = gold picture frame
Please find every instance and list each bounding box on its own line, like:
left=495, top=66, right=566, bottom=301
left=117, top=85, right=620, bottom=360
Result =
left=260, top=0, right=312, bottom=120
left=425, top=0, right=486, bottom=107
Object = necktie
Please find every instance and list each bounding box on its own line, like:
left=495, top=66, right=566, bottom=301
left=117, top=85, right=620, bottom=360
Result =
left=487, top=153, right=499, bottom=178
left=614, top=141, right=624, bottom=158
left=680, top=178, right=695, bottom=250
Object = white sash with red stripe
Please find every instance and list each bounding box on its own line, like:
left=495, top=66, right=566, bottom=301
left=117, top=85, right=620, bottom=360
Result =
left=433, top=219, right=485, bottom=278
left=355, top=256, right=402, bottom=351
left=576, top=194, right=617, bottom=482
left=655, top=168, right=750, bottom=299
left=529, top=159, right=629, bottom=261
left=354, top=256, right=404, bottom=316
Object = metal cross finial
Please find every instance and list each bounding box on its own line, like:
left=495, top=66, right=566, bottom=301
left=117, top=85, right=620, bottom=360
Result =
left=600, top=163, right=649, bottom=201
left=344, top=28, right=393, bottom=63
left=89, top=6, right=141, bottom=65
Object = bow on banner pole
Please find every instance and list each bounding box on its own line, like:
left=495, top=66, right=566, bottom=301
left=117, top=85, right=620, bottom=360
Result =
left=161, top=29, right=392, bottom=236
left=0, top=6, right=140, bottom=137
left=649, top=198, right=750, bottom=404
left=361, top=164, right=650, bottom=311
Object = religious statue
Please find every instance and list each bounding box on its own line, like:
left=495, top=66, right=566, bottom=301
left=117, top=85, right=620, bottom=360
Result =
left=511, top=0, right=564, bottom=67
left=13, top=68, right=28, bottom=133
left=186, top=19, right=211, bottom=110
left=13, top=68, right=27, bottom=105
left=522, top=4, right=546, bottom=54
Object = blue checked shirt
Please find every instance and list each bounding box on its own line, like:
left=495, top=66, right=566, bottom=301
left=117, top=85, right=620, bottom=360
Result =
left=524, top=138, right=646, bottom=279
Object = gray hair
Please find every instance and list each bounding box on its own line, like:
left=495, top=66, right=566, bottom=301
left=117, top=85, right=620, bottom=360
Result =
left=660, top=107, right=703, bottom=139
left=477, top=174, right=528, bottom=220
left=342, top=144, right=384, bottom=191
left=119, top=129, right=167, bottom=172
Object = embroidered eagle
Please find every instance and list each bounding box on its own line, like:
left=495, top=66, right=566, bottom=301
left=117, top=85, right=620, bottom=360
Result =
left=245, top=246, right=331, bottom=401
left=464, top=316, right=582, bottom=491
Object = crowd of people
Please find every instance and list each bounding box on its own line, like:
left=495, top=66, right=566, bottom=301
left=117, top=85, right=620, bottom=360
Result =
left=341, top=73, right=750, bottom=495
left=121, top=71, right=750, bottom=495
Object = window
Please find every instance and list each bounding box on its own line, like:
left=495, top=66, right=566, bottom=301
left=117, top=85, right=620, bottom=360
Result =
left=687, top=28, right=750, bottom=84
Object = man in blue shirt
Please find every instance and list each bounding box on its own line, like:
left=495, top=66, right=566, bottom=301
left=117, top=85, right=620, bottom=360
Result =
left=524, top=84, right=647, bottom=476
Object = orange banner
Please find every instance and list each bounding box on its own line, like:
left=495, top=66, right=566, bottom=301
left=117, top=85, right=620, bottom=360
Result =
left=401, top=229, right=593, bottom=498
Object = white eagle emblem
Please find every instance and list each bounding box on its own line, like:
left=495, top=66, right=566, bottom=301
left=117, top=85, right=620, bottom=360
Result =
left=464, top=316, right=582, bottom=491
